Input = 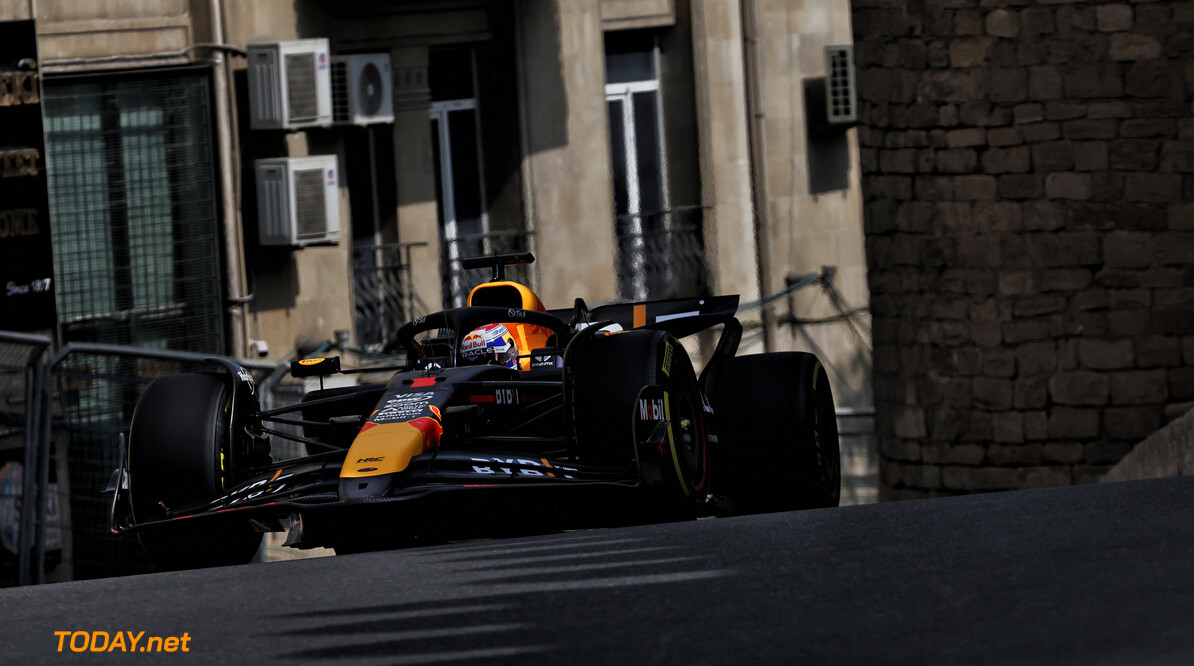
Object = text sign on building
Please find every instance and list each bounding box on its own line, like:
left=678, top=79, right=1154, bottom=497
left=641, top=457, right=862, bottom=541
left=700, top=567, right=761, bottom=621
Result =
left=0, top=19, right=55, bottom=332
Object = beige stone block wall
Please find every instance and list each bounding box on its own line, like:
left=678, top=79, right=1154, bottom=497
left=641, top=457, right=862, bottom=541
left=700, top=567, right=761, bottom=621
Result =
left=250, top=132, right=356, bottom=357
left=747, top=0, right=869, bottom=407
left=20, top=0, right=194, bottom=60
left=690, top=0, right=761, bottom=353
left=517, top=0, right=619, bottom=308
left=222, top=0, right=301, bottom=44
left=0, top=0, right=30, bottom=20
left=385, top=45, right=441, bottom=318
left=221, top=1, right=356, bottom=357
left=601, top=0, right=675, bottom=30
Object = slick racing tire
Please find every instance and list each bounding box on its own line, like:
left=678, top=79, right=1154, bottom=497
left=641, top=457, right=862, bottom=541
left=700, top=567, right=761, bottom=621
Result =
left=705, top=352, right=840, bottom=513
left=128, top=373, right=262, bottom=570
left=571, top=330, right=709, bottom=521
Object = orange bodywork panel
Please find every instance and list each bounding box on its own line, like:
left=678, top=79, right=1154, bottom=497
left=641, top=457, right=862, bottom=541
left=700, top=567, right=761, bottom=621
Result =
left=467, top=281, right=554, bottom=370
left=340, top=417, right=442, bottom=478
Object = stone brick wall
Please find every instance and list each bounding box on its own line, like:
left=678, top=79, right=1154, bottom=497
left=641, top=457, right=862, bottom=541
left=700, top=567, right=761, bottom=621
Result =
left=850, top=0, right=1194, bottom=499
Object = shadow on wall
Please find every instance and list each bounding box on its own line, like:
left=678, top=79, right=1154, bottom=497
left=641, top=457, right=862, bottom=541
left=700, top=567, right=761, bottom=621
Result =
left=803, top=77, right=851, bottom=195
left=298, top=0, right=570, bottom=215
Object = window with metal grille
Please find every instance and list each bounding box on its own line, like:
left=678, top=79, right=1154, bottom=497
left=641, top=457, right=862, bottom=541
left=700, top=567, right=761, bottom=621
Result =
left=330, top=58, right=350, bottom=123
left=42, top=70, right=225, bottom=354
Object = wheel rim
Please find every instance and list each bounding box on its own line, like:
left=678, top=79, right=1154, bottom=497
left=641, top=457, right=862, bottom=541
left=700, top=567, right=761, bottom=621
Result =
left=670, top=385, right=707, bottom=494
left=818, top=377, right=841, bottom=503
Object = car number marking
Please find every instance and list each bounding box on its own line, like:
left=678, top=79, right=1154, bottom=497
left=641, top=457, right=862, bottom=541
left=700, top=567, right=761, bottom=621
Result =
left=496, top=388, right=520, bottom=405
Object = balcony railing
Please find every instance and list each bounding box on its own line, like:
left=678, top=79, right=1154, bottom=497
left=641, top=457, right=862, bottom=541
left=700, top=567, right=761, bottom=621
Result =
left=616, top=204, right=711, bottom=301
left=442, top=229, right=534, bottom=307
left=351, top=241, right=427, bottom=351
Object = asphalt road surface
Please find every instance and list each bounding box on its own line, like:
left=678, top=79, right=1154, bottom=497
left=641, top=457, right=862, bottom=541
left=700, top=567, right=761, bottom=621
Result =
left=4, top=476, right=1194, bottom=664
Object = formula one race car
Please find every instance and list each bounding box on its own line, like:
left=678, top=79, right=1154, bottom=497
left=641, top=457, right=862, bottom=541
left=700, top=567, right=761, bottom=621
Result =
left=108, top=253, right=840, bottom=569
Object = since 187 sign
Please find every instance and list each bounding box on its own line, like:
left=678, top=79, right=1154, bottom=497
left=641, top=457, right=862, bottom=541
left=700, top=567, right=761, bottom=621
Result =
left=0, top=19, right=55, bottom=332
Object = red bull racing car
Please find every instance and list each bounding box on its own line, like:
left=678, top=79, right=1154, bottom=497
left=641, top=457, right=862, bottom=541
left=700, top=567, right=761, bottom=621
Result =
left=107, top=253, right=840, bottom=569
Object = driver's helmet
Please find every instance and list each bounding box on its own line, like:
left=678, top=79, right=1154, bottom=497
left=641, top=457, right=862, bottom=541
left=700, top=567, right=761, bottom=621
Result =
left=460, top=323, right=519, bottom=368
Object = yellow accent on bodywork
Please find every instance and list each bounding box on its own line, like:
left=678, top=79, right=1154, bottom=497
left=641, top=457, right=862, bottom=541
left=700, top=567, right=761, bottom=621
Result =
left=339, top=423, right=425, bottom=478
left=664, top=391, right=690, bottom=498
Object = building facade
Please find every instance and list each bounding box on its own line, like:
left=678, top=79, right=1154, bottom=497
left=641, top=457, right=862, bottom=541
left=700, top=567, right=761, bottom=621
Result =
left=6, top=0, right=869, bottom=404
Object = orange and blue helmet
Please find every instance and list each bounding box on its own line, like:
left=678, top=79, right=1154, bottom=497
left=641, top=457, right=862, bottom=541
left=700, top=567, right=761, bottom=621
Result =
left=460, top=323, right=519, bottom=368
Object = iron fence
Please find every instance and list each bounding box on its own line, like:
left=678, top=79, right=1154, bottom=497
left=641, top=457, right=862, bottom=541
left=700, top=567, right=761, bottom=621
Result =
left=352, top=241, right=427, bottom=352
left=615, top=205, right=711, bottom=301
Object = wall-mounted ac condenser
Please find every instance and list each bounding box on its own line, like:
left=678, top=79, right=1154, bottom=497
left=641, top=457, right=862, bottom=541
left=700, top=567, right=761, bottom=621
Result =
left=330, top=54, right=394, bottom=125
left=256, top=156, right=341, bottom=247
left=247, top=39, right=333, bottom=130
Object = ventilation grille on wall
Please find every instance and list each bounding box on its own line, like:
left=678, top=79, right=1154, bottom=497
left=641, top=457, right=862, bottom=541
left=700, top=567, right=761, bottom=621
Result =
left=825, top=45, right=857, bottom=125
left=330, top=59, right=349, bottom=122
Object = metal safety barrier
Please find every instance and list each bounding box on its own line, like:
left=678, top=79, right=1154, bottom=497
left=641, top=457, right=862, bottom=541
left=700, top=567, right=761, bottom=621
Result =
left=0, top=332, right=53, bottom=587
left=3, top=338, right=276, bottom=585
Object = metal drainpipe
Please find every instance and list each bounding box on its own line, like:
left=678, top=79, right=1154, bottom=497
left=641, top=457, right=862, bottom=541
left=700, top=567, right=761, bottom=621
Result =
left=740, top=0, right=776, bottom=352
left=209, top=0, right=249, bottom=357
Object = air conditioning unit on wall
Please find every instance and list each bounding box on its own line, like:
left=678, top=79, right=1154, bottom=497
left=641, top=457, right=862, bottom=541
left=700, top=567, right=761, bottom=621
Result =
left=256, top=156, right=341, bottom=247
left=247, top=39, right=332, bottom=130
left=331, top=54, right=394, bottom=125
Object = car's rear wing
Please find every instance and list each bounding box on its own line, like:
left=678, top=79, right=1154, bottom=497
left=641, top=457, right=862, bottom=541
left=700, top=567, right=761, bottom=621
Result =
left=549, top=294, right=740, bottom=339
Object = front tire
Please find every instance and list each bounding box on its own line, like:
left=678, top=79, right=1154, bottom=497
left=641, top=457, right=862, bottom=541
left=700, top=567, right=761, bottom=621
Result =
left=571, top=330, right=709, bottom=521
left=128, top=373, right=262, bottom=569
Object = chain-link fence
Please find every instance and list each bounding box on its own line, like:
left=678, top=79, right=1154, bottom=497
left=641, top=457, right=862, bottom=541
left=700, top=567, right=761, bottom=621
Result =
left=44, top=72, right=225, bottom=355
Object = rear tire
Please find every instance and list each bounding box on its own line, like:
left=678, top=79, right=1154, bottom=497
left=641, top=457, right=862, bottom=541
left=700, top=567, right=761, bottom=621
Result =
left=128, top=373, right=262, bottom=570
left=705, top=352, right=840, bottom=513
left=571, top=330, right=709, bottom=521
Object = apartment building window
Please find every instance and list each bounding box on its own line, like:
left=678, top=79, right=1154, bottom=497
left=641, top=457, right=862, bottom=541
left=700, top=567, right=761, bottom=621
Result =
left=605, top=31, right=668, bottom=301
left=430, top=47, right=487, bottom=307
left=42, top=71, right=224, bottom=353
